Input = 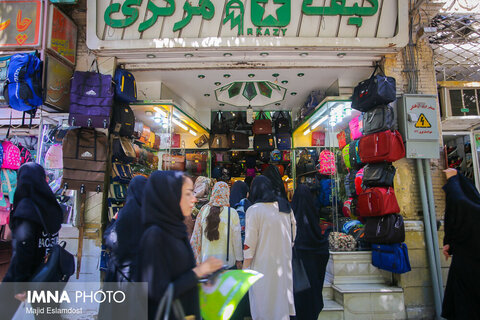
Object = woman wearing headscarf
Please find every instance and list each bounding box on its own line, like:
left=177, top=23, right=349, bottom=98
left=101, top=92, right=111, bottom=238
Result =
left=229, top=181, right=252, bottom=244
left=292, top=184, right=329, bottom=320
left=190, top=182, right=243, bottom=269
left=0, top=163, right=63, bottom=319
left=263, top=165, right=291, bottom=213
left=441, top=168, right=480, bottom=320
left=243, top=176, right=296, bottom=320
left=136, top=171, right=222, bottom=319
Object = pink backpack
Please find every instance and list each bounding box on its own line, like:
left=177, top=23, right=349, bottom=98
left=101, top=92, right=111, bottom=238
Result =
left=44, top=144, right=63, bottom=169
left=349, top=115, right=363, bottom=140
left=1, top=141, right=21, bottom=170
left=318, top=149, right=336, bottom=175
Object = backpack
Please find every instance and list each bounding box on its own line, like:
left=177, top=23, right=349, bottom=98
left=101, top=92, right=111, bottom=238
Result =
left=114, top=68, right=137, bottom=103
left=355, top=168, right=365, bottom=195
left=110, top=103, right=135, bottom=137
left=274, top=111, right=291, bottom=134
left=349, top=139, right=363, bottom=169
left=349, top=114, right=363, bottom=140
left=0, top=55, right=11, bottom=105
left=1, top=169, right=17, bottom=203
left=3, top=52, right=43, bottom=125
left=1, top=141, right=21, bottom=170
left=318, top=149, right=336, bottom=175
left=44, top=144, right=63, bottom=169
left=342, top=145, right=351, bottom=169
left=18, top=143, right=32, bottom=165
left=317, top=179, right=334, bottom=207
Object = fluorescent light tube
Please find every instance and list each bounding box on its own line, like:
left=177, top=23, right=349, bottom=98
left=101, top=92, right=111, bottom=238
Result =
left=304, top=128, right=311, bottom=135
left=189, top=130, right=197, bottom=136
left=172, top=118, right=188, bottom=130
left=312, top=115, right=329, bottom=129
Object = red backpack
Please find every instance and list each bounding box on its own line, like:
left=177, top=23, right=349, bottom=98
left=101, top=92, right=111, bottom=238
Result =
left=357, top=187, right=400, bottom=217
left=359, top=130, right=405, bottom=163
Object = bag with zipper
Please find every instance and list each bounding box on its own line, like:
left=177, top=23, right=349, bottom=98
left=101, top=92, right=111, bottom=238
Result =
left=109, top=183, right=128, bottom=204
left=62, top=128, right=108, bottom=193
left=229, top=132, right=249, bottom=149
left=162, top=154, right=185, bottom=171
left=254, top=134, right=275, bottom=151
left=342, top=144, right=351, bottom=169
left=274, top=111, right=291, bottom=133
left=69, top=61, right=114, bottom=128
left=44, top=144, right=63, bottom=169
left=0, top=197, right=12, bottom=241
left=0, top=55, right=11, bottom=104
left=349, top=114, right=363, bottom=140
left=1, top=169, right=17, bottom=203
left=276, top=133, right=291, bottom=150
left=355, top=168, right=365, bottom=195
left=363, top=104, right=395, bottom=135
left=317, top=179, right=335, bottom=207
left=337, top=131, right=347, bottom=150
left=253, top=111, right=272, bottom=135
left=112, top=163, right=133, bottom=184
left=171, top=133, right=181, bottom=148
left=364, top=213, right=405, bottom=244
left=110, top=103, right=135, bottom=137
left=357, top=187, right=400, bottom=217
left=18, top=144, right=32, bottom=165
left=211, top=111, right=229, bottom=134
left=3, top=52, right=43, bottom=125
left=318, top=149, right=336, bottom=175
left=352, top=66, right=396, bottom=112
left=148, top=132, right=156, bottom=149
left=140, top=125, right=151, bottom=144
left=349, top=139, right=363, bottom=169
left=153, top=135, right=161, bottom=150
left=359, top=130, right=405, bottom=163
left=134, top=122, right=144, bottom=139
left=112, top=135, right=136, bottom=164
left=363, top=163, right=396, bottom=188
left=1, top=141, right=21, bottom=170
left=371, top=243, right=411, bottom=274
left=114, top=68, right=137, bottom=102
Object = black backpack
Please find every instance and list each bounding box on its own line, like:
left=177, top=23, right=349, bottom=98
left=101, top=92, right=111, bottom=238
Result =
left=110, top=103, right=135, bottom=137
left=274, top=111, right=291, bottom=134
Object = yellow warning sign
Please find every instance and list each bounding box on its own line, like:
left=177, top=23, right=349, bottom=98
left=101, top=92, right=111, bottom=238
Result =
left=415, top=113, right=431, bottom=128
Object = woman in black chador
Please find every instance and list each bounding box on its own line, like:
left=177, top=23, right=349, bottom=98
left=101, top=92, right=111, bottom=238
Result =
left=136, top=171, right=222, bottom=319
left=441, top=168, right=480, bottom=320
left=291, top=184, right=329, bottom=320
left=0, top=163, right=63, bottom=319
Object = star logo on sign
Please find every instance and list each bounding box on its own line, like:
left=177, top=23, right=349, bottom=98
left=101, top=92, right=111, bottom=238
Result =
left=258, top=0, right=283, bottom=22
left=251, top=0, right=291, bottom=27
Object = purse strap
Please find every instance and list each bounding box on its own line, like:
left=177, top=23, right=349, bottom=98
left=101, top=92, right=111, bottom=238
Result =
left=226, top=207, right=231, bottom=262
left=370, top=64, right=386, bottom=78
left=256, top=111, right=269, bottom=120
left=32, top=201, right=52, bottom=238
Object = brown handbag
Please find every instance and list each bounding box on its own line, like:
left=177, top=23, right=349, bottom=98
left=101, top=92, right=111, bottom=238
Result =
left=209, top=134, right=230, bottom=150
left=194, top=134, right=208, bottom=148
left=186, top=153, right=207, bottom=161
left=162, top=154, right=185, bottom=171
left=252, top=111, right=272, bottom=135
left=62, top=128, right=108, bottom=193
left=154, top=135, right=161, bottom=150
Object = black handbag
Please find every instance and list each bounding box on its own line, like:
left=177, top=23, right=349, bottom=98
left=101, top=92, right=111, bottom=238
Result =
left=363, top=163, right=396, bottom=188
left=211, top=111, right=229, bottom=134
left=352, top=66, right=396, bottom=112
left=29, top=204, right=75, bottom=285
left=364, top=213, right=405, bottom=244
left=229, top=132, right=249, bottom=149
left=274, top=111, right=291, bottom=134
left=253, top=134, right=275, bottom=151
left=362, top=104, right=395, bottom=135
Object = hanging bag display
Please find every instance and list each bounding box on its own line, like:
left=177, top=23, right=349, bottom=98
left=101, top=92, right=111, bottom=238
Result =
left=112, top=163, right=133, bottom=184
left=1, top=141, right=21, bottom=170
left=274, top=111, right=291, bottom=134
left=371, top=243, right=411, bottom=274
left=110, top=103, right=135, bottom=137
left=1, top=169, right=17, bottom=203
left=337, top=131, right=347, bottom=150
left=154, top=135, right=161, bottom=150
left=349, top=114, right=363, bottom=140
left=109, top=183, right=128, bottom=204
left=276, top=133, right=291, bottom=150
left=363, top=163, right=396, bottom=188
left=114, top=68, right=137, bottom=102
left=252, top=111, right=272, bottom=134
left=352, top=65, right=396, bottom=112
left=211, top=111, right=229, bottom=134
left=363, top=104, right=395, bottom=135
left=253, top=134, right=275, bottom=151
left=69, top=60, right=114, bottom=128
left=357, top=187, right=400, bottom=217
left=162, top=154, right=185, bottom=171
left=318, top=149, right=336, bottom=175
left=112, top=123, right=136, bottom=164
left=364, top=214, right=405, bottom=244
left=194, top=134, right=208, bottom=148
left=311, top=131, right=325, bottom=147
left=228, top=132, right=249, bottom=149
left=359, top=130, right=405, bottom=163
left=209, top=133, right=231, bottom=150
left=349, top=139, right=363, bottom=169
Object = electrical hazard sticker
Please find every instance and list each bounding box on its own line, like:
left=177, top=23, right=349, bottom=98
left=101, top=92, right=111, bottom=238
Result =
left=415, top=113, right=431, bottom=128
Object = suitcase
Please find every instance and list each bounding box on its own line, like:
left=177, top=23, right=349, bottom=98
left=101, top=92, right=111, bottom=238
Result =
left=357, top=187, right=400, bottom=217
left=364, top=213, right=405, bottom=244
left=359, top=130, right=405, bottom=163
left=363, top=104, right=395, bottom=135
left=363, top=163, right=396, bottom=188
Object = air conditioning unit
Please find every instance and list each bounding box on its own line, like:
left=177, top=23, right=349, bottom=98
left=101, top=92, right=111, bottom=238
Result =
left=438, top=82, right=480, bottom=131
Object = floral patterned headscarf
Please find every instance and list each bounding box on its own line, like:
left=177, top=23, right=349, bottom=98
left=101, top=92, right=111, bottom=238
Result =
left=208, top=182, right=230, bottom=207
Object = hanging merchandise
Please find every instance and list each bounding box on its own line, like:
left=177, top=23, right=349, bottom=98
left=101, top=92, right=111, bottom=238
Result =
left=282, top=151, right=290, bottom=162
left=162, top=154, right=185, bottom=171
left=1, top=169, right=17, bottom=203
left=113, top=68, right=137, bottom=103
left=344, top=171, right=356, bottom=198
left=371, top=243, right=411, bottom=274
left=355, top=168, right=365, bottom=195
left=252, top=111, right=272, bottom=135
left=0, top=143, right=3, bottom=168
left=186, top=153, right=208, bottom=176
left=112, top=163, right=133, bottom=184
left=352, top=66, right=396, bottom=112
left=109, top=183, right=128, bottom=204
left=364, top=214, right=405, bottom=244
left=18, top=144, right=32, bottom=165
left=349, top=139, right=363, bottom=169
left=211, top=111, right=230, bottom=134
left=148, top=132, right=156, bottom=149
left=276, top=133, right=291, bottom=150
left=270, top=150, right=282, bottom=162
left=3, top=52, right=43, bottom=125
left=337, top=131, right=347, bottom=150
left=69, top=60, right=114, bottom=128
left=210, top=134, right=230, bottom=150
left=134, top=121, right=144, bottom=139
left=363, top=163, right=396, bottom=188
left=194, top=134, right=208, bottom=148
left=254, top=134, right=275, bottom=152
left=140, top=125, right=151, bottom=144
left=317, top=179, right=335, bottom=207
left=171, top=133, right=181, bottom=148
left=229, top=132, right=249, bottom=149
left=0, top=55, right=11, bottom=104
left=274, top=111, right=291, bottom=133
left=328, top=232, right=357, bottom=252
left=153, top=135, right=161, bottom=151
left=357, top=187, right=400, bottom=217
left=0, top=197, right=11, bottom=241
left=44, top=144, right=63, bottom=169
left=363, top=104, right=395, bottom=135
left=110, top=103, right=135, bottom=137
left=233, top=112, right=253, bottom=132
left=1, top=141, right=21, bottom=170
left=112, top=136, right=136, bottom=164
left=62, top=128, right=108, bottom=193
left=359, top=130, right=405, bottom=163
left=318, top=149, right=336, bottom=175
left=311, top=131, right=325, bottom=147
left=349, top=114, right=364, bottom=140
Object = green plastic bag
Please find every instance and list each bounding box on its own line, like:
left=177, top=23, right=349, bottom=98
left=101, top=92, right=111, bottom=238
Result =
left=199, top=269, right=263, bottom=320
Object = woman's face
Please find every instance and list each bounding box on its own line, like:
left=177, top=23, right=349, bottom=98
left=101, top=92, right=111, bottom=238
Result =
left=180, top=177, right=197, bottom=217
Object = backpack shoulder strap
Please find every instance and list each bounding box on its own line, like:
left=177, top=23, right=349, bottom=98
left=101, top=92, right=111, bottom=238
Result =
left=226, top=207, right=231, bottom=262
left=31, top=201, right=52, bottom=237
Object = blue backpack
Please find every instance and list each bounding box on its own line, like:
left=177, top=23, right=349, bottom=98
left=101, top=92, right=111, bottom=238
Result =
left=318, top=179, right=335, bottom=207
left=114, top=68, right=137, bottom=102
left=371, top=243, right=411, bottom=274
left=4, top=52, right=43, bottom=125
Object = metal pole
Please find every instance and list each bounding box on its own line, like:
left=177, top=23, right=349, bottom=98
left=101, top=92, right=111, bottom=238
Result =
left=423, top=159, right=445, bottom=301
left=416, top=159, right=443, bottom=319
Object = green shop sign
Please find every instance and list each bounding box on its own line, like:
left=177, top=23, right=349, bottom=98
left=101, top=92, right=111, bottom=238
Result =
left=104, top=0, right=379, bottom=37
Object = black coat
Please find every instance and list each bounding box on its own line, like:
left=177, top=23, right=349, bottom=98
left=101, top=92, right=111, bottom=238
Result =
left=442, top=174, right=480, bottom=320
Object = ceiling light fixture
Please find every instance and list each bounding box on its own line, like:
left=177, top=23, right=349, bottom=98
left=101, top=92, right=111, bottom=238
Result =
left=300, top=53, right=309, bottom=57
left=198, top=75, right=205, bottom=79
left=260, top=52, right=269, bottom=56
left=272, top=73, right=279, bottom=77
left=172, top=118, right=188, bottom=130
left=215, top=82, right=221, bottom=86
left=189, top=129, right=197, bottom=136
left=304, top=128, right=311, bottom=136
left=337, top=52, right=347, bottom=58
left=153, top=107, right=167, bottom=117
left=281, top=80, right=288, bottom=84
left=204, top=93, right=210, bottom=97
left=146, top=54, right=156, bottom=58
left=223, top=53, right=233, bottom=57
left=297, top=73, right=305, bottom=77
left=312, top=115, right=329, bottom=129
left=223, top=74, right=231, bottom=78
left=291, top=92, right=297, bottom=96
left=145, top=111, right=153, bottom=116
left=248, top=74, right=255, bottom=78
left=184, top=53, right=194, bottom=58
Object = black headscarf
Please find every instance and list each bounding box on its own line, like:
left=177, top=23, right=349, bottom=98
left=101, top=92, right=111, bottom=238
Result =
left=11, top=163, right=63, bottom=234
left=249, top=175, right=277, bottom=204
left=230, top=181, right=249, bottom=207
left=263, top=165, right=291, bottom=213
left=457, top=171, right=480, bottom=206
left=115, top=176, right=148, bottom=261
left=291, top=184, right=328, bottom=252
left=142, top=171, right=188, bottom=240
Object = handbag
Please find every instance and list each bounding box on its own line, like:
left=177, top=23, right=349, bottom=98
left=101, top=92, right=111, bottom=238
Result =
left=274, top=111, right=291, bottom=134
left=154, top=283, right=186, bottom=320
left=252, top=111, right=272, bottom=134
left=209, top=134, right=231, bottom=150
left=229, top=132, right=249, bottom=149
left=162, top=154, right=185, bottom=171
left=194, top=134, right=208, bottom=148
left=371, top=243, right=411, bottom=274
left=352, top=65, right=396, bottom=112
left=364, top=214, right=405, bottom=244
left=29, top=204, right=75, bottom=285
left=253, top=134, right=275, bottom=151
